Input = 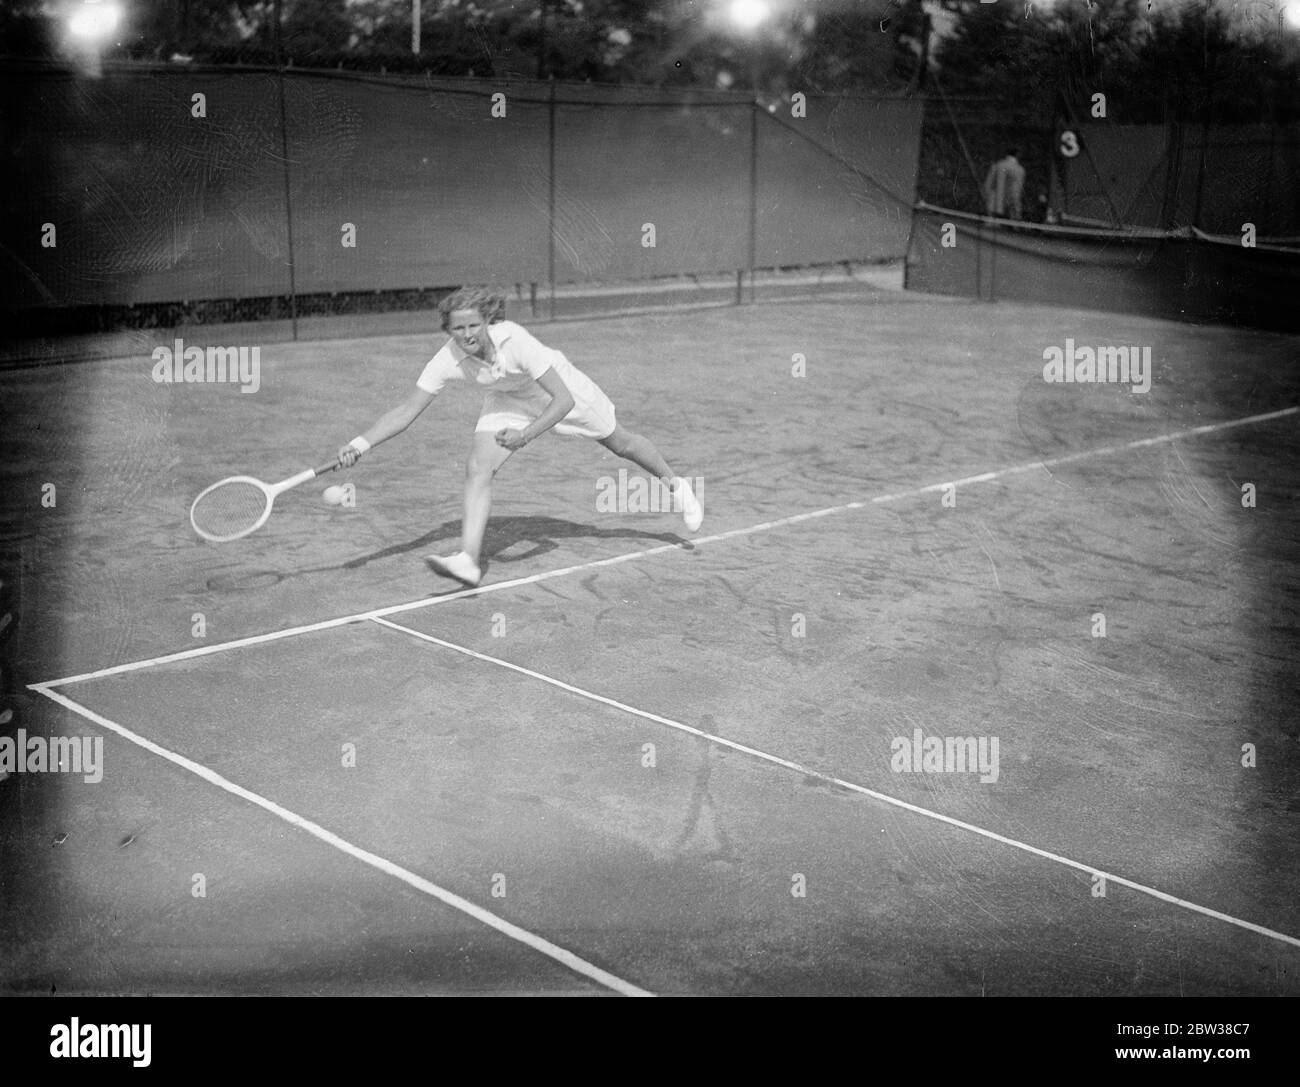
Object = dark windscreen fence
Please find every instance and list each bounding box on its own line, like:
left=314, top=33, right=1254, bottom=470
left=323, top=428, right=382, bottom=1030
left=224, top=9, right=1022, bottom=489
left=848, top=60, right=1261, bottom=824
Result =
left=552, top=94, right=752, bottom=282
left=757, top=98, right=921, bottom=268
left=906, top=204, right=1300, bottom=333
left=2, top=66, right=295, bottom=310
left=283, top=74, right=552, bottom=292
left=1189, top=126, right=1300, bottom=240
left=1, top=63, right=924, bottom=339
left=1051, top=123, right=1300, bottom=241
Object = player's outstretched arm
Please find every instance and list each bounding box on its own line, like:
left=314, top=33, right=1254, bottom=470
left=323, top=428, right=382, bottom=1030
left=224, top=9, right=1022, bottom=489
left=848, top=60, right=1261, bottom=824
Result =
left=339, top=387, right=436, bottom=466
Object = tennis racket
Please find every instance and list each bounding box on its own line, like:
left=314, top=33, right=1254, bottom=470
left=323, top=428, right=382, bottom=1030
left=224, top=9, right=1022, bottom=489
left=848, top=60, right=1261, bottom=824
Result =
left=190, top=458, right=342, bottom=542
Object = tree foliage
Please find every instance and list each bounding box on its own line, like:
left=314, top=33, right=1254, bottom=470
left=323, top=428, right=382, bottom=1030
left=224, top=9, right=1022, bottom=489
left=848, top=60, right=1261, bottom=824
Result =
left=7, top=0, right=1296, bottom=121
left=3, top=0, right=929, bottom=92
left=934, top=0, right=1300, bottom=124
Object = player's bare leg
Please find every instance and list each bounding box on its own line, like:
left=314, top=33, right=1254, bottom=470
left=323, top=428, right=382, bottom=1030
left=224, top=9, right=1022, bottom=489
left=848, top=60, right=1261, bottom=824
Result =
left=598, top=424, right=672, bottom=478
left=598, top=423, right=702, bottom=531
left=462, top=430, right=513, bottom=564
left=428, top=430, right=512, bottom=585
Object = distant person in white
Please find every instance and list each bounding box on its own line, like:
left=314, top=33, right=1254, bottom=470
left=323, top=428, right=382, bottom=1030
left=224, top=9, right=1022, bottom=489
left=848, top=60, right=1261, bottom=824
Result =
left=983, top=148, right=1026, bottom=220
left=337, top=285, right=702, bottom=588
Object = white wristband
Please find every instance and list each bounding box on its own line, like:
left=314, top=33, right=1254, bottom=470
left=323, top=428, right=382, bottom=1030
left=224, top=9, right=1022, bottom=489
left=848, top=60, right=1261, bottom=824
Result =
left=349, top=436, right=372, bottom=454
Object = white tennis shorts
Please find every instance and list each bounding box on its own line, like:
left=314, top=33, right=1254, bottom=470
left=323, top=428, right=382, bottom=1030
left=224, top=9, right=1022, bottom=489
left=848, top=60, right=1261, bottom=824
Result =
left=475, top=382, right=617, bottom=440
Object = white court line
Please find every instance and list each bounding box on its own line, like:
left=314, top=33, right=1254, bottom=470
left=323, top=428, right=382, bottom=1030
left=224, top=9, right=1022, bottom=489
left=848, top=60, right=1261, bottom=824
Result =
left=29, top=684, right=654, bottom=998
left=33, top=404, right=1299, bottom=690
left=371, top=615, right=1300, bottom=952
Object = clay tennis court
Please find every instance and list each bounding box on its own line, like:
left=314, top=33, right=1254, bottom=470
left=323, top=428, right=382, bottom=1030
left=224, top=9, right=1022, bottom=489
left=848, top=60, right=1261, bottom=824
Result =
left=2, top=284, right=1299, bottom=995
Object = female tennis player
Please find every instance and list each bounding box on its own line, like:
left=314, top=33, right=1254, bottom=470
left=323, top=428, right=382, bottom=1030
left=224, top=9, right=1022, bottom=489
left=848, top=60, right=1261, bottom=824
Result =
left=337, top=286, right=702, bottom=587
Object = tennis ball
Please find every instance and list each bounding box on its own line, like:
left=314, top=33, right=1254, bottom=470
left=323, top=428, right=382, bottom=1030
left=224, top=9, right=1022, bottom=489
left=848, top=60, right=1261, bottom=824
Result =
left=322, top=485, right=346, bottom=506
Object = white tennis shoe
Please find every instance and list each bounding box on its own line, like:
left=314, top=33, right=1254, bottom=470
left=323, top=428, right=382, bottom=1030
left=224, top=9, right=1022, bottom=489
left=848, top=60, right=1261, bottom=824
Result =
left=672, top=476, right=703, bottom=532
left=427, top=550, right=482, bottom=587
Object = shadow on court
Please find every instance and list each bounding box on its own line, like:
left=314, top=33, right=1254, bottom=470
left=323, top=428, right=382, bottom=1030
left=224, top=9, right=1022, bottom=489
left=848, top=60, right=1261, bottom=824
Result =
left=345, top=514, right=689, bottom=572
left=202, top=515, right=689, bottom=593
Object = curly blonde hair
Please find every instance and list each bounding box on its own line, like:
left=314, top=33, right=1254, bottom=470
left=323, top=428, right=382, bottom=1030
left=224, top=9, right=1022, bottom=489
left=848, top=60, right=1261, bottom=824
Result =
left=438, top=285, right=507, bottom=331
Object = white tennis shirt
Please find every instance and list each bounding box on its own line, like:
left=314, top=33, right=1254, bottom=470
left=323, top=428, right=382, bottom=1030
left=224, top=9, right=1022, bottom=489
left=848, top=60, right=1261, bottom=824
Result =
left=416, top=320, right=600, bottom=402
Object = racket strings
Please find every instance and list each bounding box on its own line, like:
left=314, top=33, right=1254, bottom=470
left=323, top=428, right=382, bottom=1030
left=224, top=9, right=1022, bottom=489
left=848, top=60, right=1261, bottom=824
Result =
left=191, top=480, right=270, bottom=541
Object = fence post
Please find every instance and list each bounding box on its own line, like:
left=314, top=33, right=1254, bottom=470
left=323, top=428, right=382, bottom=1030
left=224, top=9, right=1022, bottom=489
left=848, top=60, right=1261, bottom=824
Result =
left=988, top=226, right=996, bottom=303
left=1263, top=111, right=1277, bottom=236
left=273, top=0, right=298, bottom=340
left=548, top=78, right=557, bottom=321
left=1192, top=113, right=1211, bottom=234
left=748, top=97, right=758, bottom=304
left=276, top=67, right=298, bottom=340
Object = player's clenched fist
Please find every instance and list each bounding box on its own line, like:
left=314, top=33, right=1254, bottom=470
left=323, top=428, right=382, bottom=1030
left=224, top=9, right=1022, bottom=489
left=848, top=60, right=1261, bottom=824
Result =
left=338, top=443, right=363, bottom=468
left=495, top=427, right=529, bottom=451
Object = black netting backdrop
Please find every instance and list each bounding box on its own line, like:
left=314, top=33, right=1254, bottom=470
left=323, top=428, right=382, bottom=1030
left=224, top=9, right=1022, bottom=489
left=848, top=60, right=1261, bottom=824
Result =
left=1, top=63, right=924, bottom=327
left=3, top=68, right=294, bottom=309
left=552, top=98, right=752, bottom=280
left=757, top=98, right=920, bottom=268
left=284, top=75, right=552, bottom=291
left=1051, top=123, right=1300, bottom=238
left=906, top=206, right=1300, bottom=332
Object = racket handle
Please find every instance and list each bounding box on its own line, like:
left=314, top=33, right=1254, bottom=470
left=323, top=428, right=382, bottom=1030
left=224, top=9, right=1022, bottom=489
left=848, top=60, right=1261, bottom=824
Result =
left=314, top=458, right=343, bottom=476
